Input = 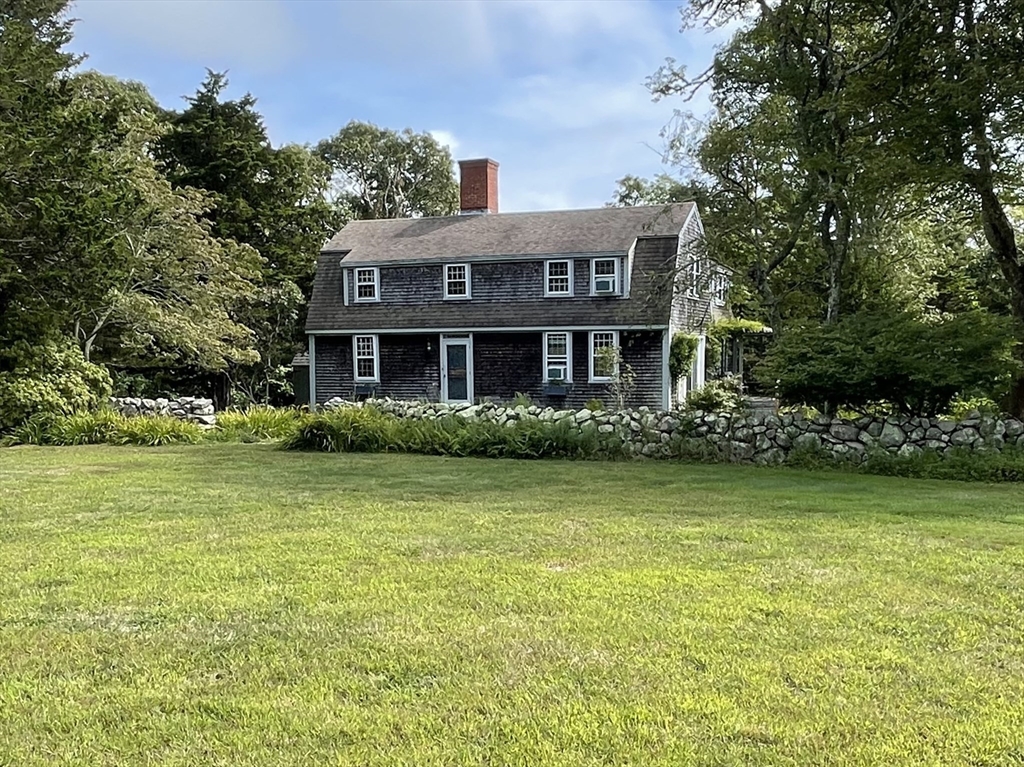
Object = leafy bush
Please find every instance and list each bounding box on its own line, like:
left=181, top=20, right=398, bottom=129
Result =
left=669, top=332, right=700, bottom=384
left=756, top=310, right=1018, bottom=416
left=0, top=341, right=112, bottom=431
left=215, top=406, right=305, bottom=442
left=585, top=398, right=606, bottom=412
left=685, top=375, right=746, bottom=413
left=281, top=407, right=621, bottom=459
left=945, top=395, right=1001, bottom=420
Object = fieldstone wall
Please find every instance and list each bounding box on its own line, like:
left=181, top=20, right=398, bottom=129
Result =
left=323, top=397, right=1024, bottom=463
left=109, top=396, right=216, bottom=426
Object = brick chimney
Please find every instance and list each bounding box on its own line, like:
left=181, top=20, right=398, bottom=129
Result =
left=458, top=158, right=499, bottom=214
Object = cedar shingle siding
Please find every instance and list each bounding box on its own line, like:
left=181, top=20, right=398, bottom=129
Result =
left=307, top=203, right=725, bottom=408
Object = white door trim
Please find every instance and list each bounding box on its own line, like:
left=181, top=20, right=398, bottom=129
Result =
left=440, top=335, right=474, bottom=403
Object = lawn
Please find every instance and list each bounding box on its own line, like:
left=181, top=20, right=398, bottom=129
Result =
left=1, top=445, right=1022, bottom=766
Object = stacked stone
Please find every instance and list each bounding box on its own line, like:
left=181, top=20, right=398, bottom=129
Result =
left=109, top=396, right=216, bottom=426
left=322, top=397, right=1024, bottom=463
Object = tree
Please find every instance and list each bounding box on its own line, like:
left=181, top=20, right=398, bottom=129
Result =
left=62, top=73, right=261, bottom=372
left=874, top=0, right=1024, bottom=411
left=155, top=72, right=338, bottom=402
left=609, top=174, right=702, bottom=207
left=651, top=0, right=917, bottom=326
left=0, top=0, right=136, bottom=345
left=317, top=121, right=459, bottom=220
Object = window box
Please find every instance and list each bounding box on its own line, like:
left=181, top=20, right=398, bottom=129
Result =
left=354, top=383, right=378, bottom=397
left=543, top=382, right=570, bottom=396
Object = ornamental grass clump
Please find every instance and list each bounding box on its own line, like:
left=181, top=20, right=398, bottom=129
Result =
left=214, top=406, right=306, bottom=442
left=1, top=411, right=204, bottom=447
left=280, top=407, right=618, bottom=459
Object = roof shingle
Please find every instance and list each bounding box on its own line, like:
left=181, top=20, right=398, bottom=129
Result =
left=322, top=203, right=694, bottom=264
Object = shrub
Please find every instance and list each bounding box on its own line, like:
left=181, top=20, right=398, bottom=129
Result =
left=585, top=398, right=606, bottom=412
left=215, top=406, right=305, bottom=442
left=756, top=310, right=1018, bottom=416
left=669, top=333, right=700, bottom=383
left=685, top=375, right=746, bottom=413
left=0, top=341, right=112, bottom=431
left=280, top=407, right=621, bottom=460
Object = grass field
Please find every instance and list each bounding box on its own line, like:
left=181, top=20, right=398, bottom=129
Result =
left=1, top=444, right=1022, bottom=766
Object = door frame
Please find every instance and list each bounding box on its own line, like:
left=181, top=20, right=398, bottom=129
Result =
left=440, top=334, right=474, bottom=403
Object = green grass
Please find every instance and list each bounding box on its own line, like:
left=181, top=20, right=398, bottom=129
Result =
left=1, top=445, right=1022, bottom=766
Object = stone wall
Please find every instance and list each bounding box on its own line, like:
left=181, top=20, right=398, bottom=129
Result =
left=323, top=397, right=1024, bottom=463
left=109, top=397, right=216, bottom=426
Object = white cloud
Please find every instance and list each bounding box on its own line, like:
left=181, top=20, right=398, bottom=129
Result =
left=429, top=130, right=460, bottom=155
left=72, top=0, right=302, bottom=71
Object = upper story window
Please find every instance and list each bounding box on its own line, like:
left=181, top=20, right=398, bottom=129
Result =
left=685, top=258, right=704, bottom=298
left=589, top=330, right=619, bottom=382
left=543, top=332, right=572, bottom=382
left=354, top=267, right=379, bottom=302
left=445, top=264, right=471, bottom=299
left=353, top=334, right=379, bottom=382
left=591, top=258, right=619, bottom=295
left=712, top=272, right=728, bottom=305
left=545, top=260, right=573, bottom=296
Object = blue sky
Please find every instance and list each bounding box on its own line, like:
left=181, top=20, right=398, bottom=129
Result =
left=69, top=0, right=721, bottom=212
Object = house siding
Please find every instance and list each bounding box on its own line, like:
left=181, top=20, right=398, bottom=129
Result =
left=315, top=329, right=665, bottom=409
left=314, top=335, right=353, bottom=403
left=473, top=329, right=664, bottom=410
left=380, top=334, right=441, bottom=400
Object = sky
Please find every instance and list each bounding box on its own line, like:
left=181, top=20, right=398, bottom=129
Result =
left=68, top=0, right=723, bottom=213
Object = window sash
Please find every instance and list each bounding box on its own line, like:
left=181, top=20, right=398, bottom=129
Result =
left=546, top=260, right=572, bottom=295
left=590, top=331, right=617, bottom=381
left=445, top=264, right=469, bottom=298
left=591, top=258, right=619, bottom=294
left=355, top=268, right=378, bottom=301
left=543, top=332, right=571, bottom=382
left=353, top=335, right=378, bottom=381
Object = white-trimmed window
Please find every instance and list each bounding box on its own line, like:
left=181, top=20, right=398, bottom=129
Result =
left=686, top=258, right=703, bottom=298
left=353, top=334, right=379, bottom=381
left=712, top=272, right=728, bottom=305
left=354, top=267, right=379, bottom=302
left=444, top=264, right=470, bottom=299
left=545, top=260, right=573, bottom=296
left=591, top=258, right=619, bottom=295
left=543, top=332, right=572, bottom=382
left=589, top=330, right=619, bottom=382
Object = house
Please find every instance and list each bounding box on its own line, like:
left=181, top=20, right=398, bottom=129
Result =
left=304, top=159, right=731, bottom=410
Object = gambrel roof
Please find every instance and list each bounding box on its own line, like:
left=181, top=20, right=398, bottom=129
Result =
left=321, top=203, right=695, bottom=265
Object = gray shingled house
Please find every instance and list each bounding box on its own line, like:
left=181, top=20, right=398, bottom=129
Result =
left=304, top=159, right=730, bottom=410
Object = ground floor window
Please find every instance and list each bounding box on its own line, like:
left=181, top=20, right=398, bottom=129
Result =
left=589, top=330, right=619, bottom=382
left=543, top=332, right=572, bottom=382
left=353, top=334, right=379, bottom=381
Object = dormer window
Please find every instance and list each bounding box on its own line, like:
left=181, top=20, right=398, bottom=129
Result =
left=591, top=258, right=619, bottom=295
left=354, top=267, right=379, bottom=302
left=445, top=264, right=471, bottom=299
left=545, top=260, right=573, bottom=296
